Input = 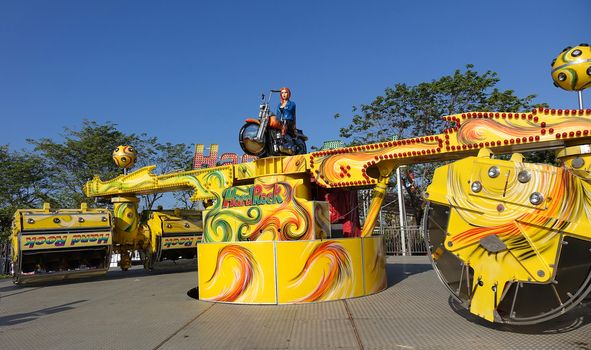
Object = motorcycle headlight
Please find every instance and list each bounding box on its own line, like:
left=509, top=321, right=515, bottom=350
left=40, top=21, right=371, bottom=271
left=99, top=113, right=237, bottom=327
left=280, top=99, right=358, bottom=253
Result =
left=239, top=123, right=265, bottom=156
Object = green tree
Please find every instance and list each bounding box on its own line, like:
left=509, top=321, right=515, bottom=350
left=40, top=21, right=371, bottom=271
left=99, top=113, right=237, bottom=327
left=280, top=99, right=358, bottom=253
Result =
left=336, top=65, right=545, bottom=217
left=2, top=121, right=195, bottom=245
left=28, top=120, right=195, bottom=212
left=28, top=120, right=142, bottom=208
left=0, top=146, right=53, bottom=240
left=135, top=141, right=194, bottom=210
left=173, top=192, right=202, bottom=210
left=337, top=65, right=539, bottom=144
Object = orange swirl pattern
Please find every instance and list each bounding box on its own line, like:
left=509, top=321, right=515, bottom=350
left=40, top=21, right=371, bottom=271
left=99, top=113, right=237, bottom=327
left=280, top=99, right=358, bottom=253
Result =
left=309, top=139, right=442, bottom=187
left=205, top=245, right=259, bottom=302
left=290, top=241, right=352, bottom=302
left=457, top=119, right=540, bottom=144
left=241, top=182, right=313, bottom=241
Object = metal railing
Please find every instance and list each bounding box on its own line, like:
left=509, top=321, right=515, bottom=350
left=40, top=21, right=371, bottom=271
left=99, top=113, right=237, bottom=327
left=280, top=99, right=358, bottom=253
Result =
left=109, top=251, right=143, bottom=268
left=379, top=225, right=427, bottom=255
left=0, top=242, right=10, bottom=275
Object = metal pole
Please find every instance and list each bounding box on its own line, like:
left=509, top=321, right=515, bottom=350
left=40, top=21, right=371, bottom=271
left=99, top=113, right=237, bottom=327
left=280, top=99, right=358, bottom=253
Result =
left=579, top=91, right=584, bottom=110
left=396, top=166, right=408, bottom=256
left=361, top=190, right=367, bottom=225
left=379, top=210, right=384, bottom=236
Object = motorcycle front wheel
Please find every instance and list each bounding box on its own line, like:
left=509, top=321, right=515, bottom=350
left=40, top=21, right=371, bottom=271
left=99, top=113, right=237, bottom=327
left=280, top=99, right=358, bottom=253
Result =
left=239, top=122, right=268, bottom=157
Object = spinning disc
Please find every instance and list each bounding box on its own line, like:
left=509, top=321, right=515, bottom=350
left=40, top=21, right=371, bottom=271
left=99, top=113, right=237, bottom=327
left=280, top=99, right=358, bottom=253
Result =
left=424, top=202, right=591, bottom=324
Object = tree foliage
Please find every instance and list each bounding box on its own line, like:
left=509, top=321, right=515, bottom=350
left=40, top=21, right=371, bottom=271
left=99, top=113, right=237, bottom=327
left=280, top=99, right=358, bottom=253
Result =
left=0, top=121, right=197, bottom=243
left=336, top=65, right=545, bottom=219
left=135, top=141, right=194, bottom=210
left=27, top=120, right=194, bottom=210
left=0, top=146, right=54, bottom=239
left=337, top=65, right=539, bottom=144
left=28, top=120, right=142, bottom=208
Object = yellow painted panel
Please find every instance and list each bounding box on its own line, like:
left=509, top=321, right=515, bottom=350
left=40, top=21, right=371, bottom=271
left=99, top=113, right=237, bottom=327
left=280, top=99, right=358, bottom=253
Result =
left=276, top=238, right=364, bottom=303
left=21, top=212, right=110, bottom=231
left=198, top=241, right=276, bottom=304
left=161, top=235, right=201, bottom=250
left=20, top=232, right=112, bottom=251
left=282, top=155, right=307, bottom=174
left=362, top=236, right=387, bottom=294
left=234, top=162, right=257, bottom=181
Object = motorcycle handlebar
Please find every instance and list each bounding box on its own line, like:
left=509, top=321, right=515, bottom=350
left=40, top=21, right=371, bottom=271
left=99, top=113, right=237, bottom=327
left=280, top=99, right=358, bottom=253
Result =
left=262, top=89, right=281, bottom=104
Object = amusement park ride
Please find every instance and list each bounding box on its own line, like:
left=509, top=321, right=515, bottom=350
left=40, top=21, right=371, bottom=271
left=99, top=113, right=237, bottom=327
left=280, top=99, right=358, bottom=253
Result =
left=10, top=44, right=591, bottom=325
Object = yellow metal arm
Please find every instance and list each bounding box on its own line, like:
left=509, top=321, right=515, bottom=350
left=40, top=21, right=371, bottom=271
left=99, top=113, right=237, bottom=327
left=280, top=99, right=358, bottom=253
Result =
left=308, top=108, right=591, bottom=187
left=84, top=164, right=234, bottom=201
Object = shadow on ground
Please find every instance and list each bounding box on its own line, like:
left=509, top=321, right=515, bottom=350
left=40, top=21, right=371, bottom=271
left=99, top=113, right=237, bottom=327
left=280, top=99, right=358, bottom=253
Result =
left=187, top=287, right=199, bottom=299
left=1, top=266, right=196, bottom=292
left=0, top=300, right=87, bottom=326
left=449, top=296, right=591, bottom=334
left=386, top=259, right=433, bottom=287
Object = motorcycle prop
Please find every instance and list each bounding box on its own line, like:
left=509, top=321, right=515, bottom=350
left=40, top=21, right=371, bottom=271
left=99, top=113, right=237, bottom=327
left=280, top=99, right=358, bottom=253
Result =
left=239, top=90, right=308, bottom=157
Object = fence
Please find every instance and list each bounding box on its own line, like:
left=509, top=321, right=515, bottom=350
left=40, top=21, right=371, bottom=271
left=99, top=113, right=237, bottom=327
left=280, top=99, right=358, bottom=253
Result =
left=380, top=225, right=427, bottom=255
left=0, top=241, right=10, bottom=275
left=109, top=251, right=143, bottom=268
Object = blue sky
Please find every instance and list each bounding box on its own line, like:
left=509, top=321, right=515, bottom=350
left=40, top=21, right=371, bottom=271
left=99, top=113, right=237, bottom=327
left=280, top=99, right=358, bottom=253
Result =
left=1, top=0, right=590, bottom=157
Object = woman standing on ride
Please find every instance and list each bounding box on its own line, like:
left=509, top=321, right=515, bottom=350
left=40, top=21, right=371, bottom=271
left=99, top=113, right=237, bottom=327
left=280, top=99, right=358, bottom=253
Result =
left=275, top=87, right=296, bottom=137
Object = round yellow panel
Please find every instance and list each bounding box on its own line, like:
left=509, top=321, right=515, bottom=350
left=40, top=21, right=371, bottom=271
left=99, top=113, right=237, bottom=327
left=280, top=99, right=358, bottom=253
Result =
left=551, top=44, right=591, bottom=91
left=112, top=145, right=137, bottom=169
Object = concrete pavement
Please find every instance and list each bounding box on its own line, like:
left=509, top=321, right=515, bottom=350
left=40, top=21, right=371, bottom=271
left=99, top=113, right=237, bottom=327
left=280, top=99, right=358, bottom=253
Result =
left=1, top=256, right=590, bottom=349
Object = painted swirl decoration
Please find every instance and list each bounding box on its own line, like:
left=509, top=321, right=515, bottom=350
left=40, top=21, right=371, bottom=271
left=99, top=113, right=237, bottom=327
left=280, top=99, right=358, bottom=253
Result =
left=290, top=241, right=353, bottom=302
left=204, top=182, right=313, bottom=242
left=205, top=245, right=261, bottom=302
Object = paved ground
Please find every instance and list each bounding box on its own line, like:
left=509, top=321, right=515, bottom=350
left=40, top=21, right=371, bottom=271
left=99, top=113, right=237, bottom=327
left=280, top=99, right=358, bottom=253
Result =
left=1, top=256, right=590, bottom=350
